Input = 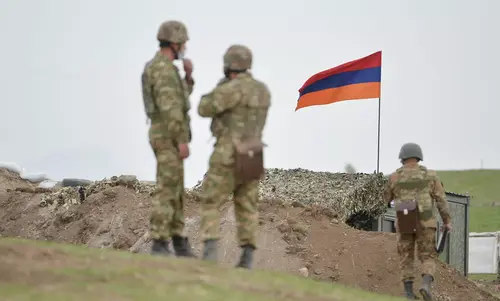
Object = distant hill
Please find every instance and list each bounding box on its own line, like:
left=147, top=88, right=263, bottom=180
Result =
left=437, top=169, right=500, bottom=205
left=436, top=169, right=500, bottom=232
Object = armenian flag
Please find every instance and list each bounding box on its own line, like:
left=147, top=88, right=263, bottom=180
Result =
left=296, top=51, right=382, bottom=111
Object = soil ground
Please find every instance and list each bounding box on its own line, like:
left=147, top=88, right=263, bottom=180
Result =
left=0, top=168, right=498, bottom=301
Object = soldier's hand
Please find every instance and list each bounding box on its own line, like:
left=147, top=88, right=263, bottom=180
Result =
left=183, top=59, right=193, bottom=77
left=441, top=223, right=452, bottom=232
left=179, top=143, right=190, bottom=160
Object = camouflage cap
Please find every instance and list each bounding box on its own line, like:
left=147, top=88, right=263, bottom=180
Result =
left=223, top=44, right=252, bottom=71
left=156, top=20, right=189, bottom=44
left=398, top=142, right=423, bottom=161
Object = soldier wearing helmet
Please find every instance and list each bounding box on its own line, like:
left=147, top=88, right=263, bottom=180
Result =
left=197, top=44, right=271, bottom=269
left=141, top=20, right=195, bottom=258
left=384, top=143, right=452, bottom=300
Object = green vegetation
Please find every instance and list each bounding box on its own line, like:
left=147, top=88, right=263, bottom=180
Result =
left=469, top=206, right=500, bottom=233
left=0, top=238, right=406, bottom=301
left=437, top=169, right=500, bottom=205
left=437, top=169, right=500, bottom=232
left=468, top=274, right=498, bottom=282
left=467, top=274, right=499, bottom=298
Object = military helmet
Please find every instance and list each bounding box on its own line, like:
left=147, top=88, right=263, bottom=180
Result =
left=398, top=142, right=423, bottom=161
left=156, top=20, right=189, bottom=44
left=223, top=44, right=252, bottom=71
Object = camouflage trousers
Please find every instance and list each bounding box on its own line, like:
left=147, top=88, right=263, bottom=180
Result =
left=397, top=227, right=437, bottom=281
left=149, top=135, right=186, bottom=240
left=199, top=162, right=259, bottom=247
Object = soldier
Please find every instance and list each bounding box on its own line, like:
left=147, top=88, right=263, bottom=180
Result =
left=197, top=44, right=271, bottom=269
left=384, top=143, right=452, bottom=300
left=141, top=20, right=195, bottom=258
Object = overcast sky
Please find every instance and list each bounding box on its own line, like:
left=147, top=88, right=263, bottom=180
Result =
left=0, top=0, right=498, bottom=187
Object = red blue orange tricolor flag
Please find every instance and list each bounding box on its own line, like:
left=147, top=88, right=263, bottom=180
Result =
left=296, top=51, right=382, bottom=111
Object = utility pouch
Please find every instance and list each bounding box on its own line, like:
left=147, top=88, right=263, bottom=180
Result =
left=233, top=137, right=265, bottom=183
left=395, top=200, right=420, bottom=234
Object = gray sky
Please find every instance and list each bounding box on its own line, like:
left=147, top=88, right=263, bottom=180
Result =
left=0, top=0, right=498, bottom=187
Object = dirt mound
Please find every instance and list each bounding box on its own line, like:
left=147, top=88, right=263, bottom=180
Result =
left=0, top=168, right=39, bottom=192
left=0, top=169, right=497, bottom=301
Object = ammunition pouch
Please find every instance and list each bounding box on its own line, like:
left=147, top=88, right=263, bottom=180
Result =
left=234, top=137, right=265, bottom=183
left=395, top=200, right=419, bottom=234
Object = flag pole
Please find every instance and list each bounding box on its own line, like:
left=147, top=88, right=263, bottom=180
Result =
left=376, top=52, right=382, bottom=173
left=376, top=97, right=381, bottom=173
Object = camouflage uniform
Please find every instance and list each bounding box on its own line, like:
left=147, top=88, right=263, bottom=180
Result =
left=141, top=20, right=195, bottom=257
left=384, top=143, right=451, bottom=300
left=197, top=45, right=271, bottom=269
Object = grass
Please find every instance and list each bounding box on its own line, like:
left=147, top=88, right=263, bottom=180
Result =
left=468, top=274, right=498, bottom=282
left=469, top=206, right=500, bottom=233
left=436, top=169, right=500, bottom=232
left=0, top=237, right=407, bottom=301
left=437, top=169, right=500, bottom=205
left=468, top=274, right=499, bottom=298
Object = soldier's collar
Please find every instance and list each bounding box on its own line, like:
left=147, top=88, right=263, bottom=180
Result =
left=155, top=51, right=174, bottom=63
left=235, top=71, right=252, bottom=79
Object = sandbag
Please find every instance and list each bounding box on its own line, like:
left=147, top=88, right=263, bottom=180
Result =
left=62, top=178, right=92, bottom=187
left=0, top=162, right=23, bottom=175
left=21, top=173, right=50, bottom=183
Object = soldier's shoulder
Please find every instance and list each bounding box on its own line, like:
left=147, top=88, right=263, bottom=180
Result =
left=395, top=166, right=404, bottom=174
left=418, top=164, right=433, bottom=174
left=388, top=171, right=399, bottom=182
left=215, top=79, right=239, bottom=93
left=147, top=56, right=174, bottom=73
left=253, top=77, right=270, bottom=88
left=424, top=168, right=438, bottom=178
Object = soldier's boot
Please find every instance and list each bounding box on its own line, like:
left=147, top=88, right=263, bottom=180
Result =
left=172, top=235, right=196, bottom=258
left=419, top=274, right=434, bottom=301
left=150, top=239, right=172, bottom=256
left=403, top=281, right=417, bottom=299
left=235, top=244, right=255, bottom=269
left=202, top=239, right=218, bottom=262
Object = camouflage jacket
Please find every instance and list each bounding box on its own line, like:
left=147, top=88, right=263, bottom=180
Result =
left=198, top=72, right=271, bottom=165
left=384, top=163, right=451, bottom=228
left=141, top=51, right=193, bottom=143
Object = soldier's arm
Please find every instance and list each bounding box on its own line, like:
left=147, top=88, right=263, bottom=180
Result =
left=383, top=173, right=396, bottom=206
left=184, top=77, right=194, bottom=96
left=153, top=68, right=190, bottom=144
left=430, top=174, right=452, bottom=224
left=198, top=83, right=240, bottom=118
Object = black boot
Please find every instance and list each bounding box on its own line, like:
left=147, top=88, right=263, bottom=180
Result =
left=202, top=239, right=218, bottom=262
left=419, top=274, right=434, bottom=301
left=150, top=239, right=172, bottom=256
left=236, top=244, right=255, bottom=269
left=403, top=281, right=417, bottom=299
left=172, top=235, right=196, bottom=258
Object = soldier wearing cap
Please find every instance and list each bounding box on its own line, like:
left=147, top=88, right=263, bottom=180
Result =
left=384, top=143, right=452, bottom=300
left=197, top=44, right=271, bottom=269
left=141, top=20, right=195, bottom=257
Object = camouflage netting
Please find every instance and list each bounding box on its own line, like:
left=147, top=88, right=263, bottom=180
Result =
left=38, top=168, right=388, bottom=230
left=39, top=174, right=200, bottom=210
left=39, top=175, right=154, bottom=209
left=190, top=168, right=389, bottom=229
left=258, top=168, right=389, bottom=229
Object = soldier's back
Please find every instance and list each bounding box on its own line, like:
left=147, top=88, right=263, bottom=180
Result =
left=142, top=54, right=177, bottom=88
left=395, top=164, right=439, bottom=184
left=224, top=74, right=271, bottom=138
